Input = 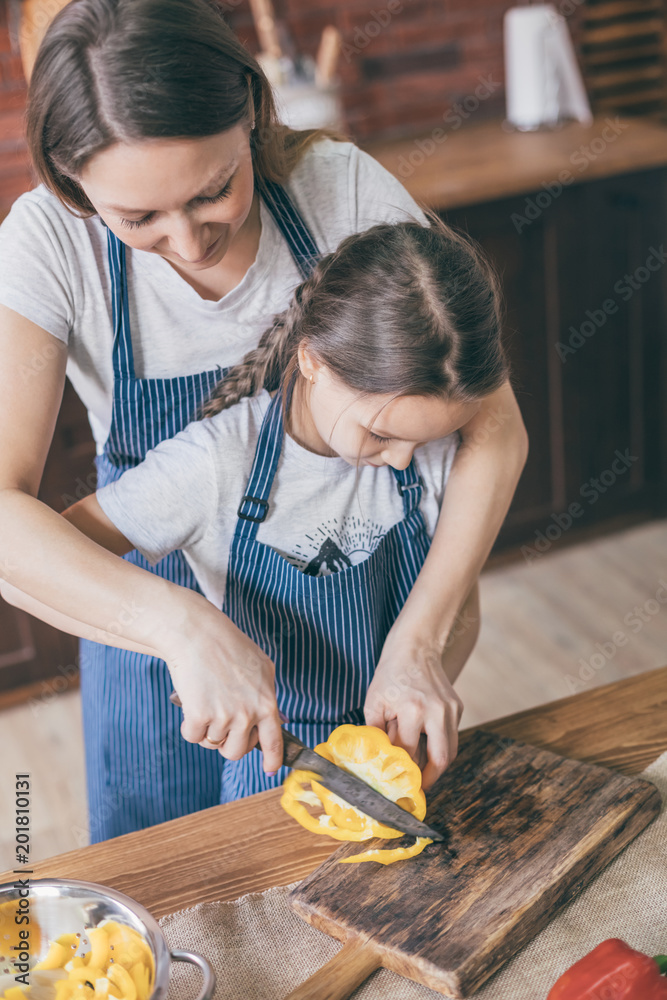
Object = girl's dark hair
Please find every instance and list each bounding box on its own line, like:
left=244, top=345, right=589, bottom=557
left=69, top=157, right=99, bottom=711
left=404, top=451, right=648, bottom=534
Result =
left=202, top=214, right=508, bottom=417
left=26, top=0, right=343, bottom=215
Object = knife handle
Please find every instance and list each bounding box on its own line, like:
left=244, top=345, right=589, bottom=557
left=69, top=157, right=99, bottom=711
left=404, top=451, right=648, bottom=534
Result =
left=281, top=728, right=310, bottom=767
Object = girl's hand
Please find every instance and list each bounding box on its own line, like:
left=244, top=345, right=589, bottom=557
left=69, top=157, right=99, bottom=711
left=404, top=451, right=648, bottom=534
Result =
left=364, top=634, right=464, bottom=791
left=157, top=594, right=285, bottom=775
left=365, top=583, right=480, bottom=790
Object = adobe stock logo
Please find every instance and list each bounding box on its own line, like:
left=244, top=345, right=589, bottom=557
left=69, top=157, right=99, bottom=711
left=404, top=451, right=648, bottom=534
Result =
left=556, top=246, right=667, bottom=362
left=565, top=579, right=667, bottom=694
left=522, top=448, right=638, bottom=564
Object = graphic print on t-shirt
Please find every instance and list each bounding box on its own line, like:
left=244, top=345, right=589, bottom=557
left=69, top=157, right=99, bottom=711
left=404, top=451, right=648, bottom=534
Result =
left=293, top=515, right=387, bottom=576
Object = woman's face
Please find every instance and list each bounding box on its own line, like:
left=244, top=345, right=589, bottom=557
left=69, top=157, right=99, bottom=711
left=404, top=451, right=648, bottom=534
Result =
left=78, top=125, right=255, bottom=271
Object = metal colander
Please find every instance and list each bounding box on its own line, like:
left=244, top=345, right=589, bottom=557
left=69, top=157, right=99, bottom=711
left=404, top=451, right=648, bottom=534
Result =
left=0, top=878, right=215, bottom=1000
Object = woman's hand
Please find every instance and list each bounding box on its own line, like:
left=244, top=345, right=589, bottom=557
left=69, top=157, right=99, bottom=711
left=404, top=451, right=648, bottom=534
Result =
left=55, top=475, right=285, bottom=773
left=364, top=583, right=480, bottom=790
left=158, top=594, right=285, bottom=775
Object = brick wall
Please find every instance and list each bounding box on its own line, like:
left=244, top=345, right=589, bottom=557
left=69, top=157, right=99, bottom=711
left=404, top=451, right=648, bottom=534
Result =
left=0, top=4, right=31, bottom=216
left=0, top=0, right=586, bottom=213
left=225, top=0, right=585, bottom=141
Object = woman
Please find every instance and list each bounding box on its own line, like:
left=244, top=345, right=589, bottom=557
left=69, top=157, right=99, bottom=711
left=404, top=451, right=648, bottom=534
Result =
left=0, top=0, right=528, bottom=842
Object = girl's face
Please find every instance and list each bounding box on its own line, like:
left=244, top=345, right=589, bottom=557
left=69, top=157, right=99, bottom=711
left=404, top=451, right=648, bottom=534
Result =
left=78, top=125, right=255, bottom=271
left=296, top=352, right=482, bottom=467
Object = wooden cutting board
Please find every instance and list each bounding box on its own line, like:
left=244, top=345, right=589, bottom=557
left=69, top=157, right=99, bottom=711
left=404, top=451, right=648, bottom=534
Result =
left=285, top=729, right=661, bottom=999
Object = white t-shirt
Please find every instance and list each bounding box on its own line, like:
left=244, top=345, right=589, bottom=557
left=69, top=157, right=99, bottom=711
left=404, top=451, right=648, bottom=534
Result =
left=0, top=139, right=426, bottom=450
left=96, top=390, right=459, bottom=607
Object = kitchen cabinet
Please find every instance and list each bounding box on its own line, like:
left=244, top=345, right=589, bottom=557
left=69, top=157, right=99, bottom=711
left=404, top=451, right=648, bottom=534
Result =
left=444, top=167, right=667, bottom=551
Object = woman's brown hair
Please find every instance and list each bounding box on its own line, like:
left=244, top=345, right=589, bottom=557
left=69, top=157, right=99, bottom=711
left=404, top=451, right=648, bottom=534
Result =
left=26, top=0, right=343, bottom=215
left=202, top=214, right=508, bottom=417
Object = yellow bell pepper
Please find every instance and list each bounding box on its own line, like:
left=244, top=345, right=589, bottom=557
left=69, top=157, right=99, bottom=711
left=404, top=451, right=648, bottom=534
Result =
left=340, top=836, right=433, bottom=865
left=84, top=928, right=109, bottom=970
left=0, top=900, right=42, bottom=961
left=12, top=920, right=153, bottom=1000
left=107, top=964, right=137, bottom=1000
left=3, top=988, right=28, bottom=1000
left=57, top=934, right=80, bottom=953
left=69, top=965, right=106, bottom=984
left=101, top=923, right=153, bottom=973
left=55, top=980, right=93, bottom=1000
left=129, top=961, right=152, bottom=1000
left=35, top=941, right=70, bottom=970
left=281, top=725, right=433, bottom=864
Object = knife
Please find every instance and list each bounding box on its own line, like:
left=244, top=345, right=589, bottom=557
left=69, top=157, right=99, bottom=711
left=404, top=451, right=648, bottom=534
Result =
left=169, top=692, right=444, bottom=842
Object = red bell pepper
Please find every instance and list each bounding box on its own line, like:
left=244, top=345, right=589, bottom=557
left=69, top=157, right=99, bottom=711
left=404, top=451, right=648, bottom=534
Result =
left=547, top=939, right=667, bottom=999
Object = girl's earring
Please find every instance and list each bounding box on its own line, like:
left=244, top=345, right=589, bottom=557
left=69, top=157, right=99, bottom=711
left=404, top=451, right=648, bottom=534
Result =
left=309, top=374, right=314, bottom=384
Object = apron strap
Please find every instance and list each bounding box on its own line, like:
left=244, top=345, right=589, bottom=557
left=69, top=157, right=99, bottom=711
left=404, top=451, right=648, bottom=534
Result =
left=106, top=179, right=321, bottom=380
left=392, top=462, right=424, bottom=517
left=258, top=178, right=321, bottom=280
left=107, top=232, right=136, bottom=381
left=234, top=392, right=286, bottom=540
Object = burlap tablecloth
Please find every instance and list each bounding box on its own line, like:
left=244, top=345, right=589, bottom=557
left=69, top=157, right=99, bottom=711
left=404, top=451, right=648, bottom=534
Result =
left=160, top=751, right=667, bottom=1000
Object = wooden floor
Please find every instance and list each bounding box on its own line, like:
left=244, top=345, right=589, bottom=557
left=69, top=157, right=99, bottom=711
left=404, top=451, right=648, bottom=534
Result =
left=1, top=519, right=666, bottom=872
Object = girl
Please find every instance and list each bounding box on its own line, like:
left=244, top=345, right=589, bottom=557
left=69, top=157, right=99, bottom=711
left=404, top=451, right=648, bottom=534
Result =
left=0, top=0, right=527, bottom=841
left=35, top=217, right=508, bottom=803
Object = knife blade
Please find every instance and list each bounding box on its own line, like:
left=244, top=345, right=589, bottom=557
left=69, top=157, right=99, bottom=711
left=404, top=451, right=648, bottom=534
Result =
left=168, top=692, right=444, bottom=842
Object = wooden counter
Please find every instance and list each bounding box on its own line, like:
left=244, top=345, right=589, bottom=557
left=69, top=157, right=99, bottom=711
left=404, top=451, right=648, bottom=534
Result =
left=364, top=115, right=667, bottom=209
left=3, top=666, right=666, bottom=919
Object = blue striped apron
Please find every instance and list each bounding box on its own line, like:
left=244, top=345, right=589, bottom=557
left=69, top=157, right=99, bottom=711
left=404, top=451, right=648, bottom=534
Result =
left=220, top=391, right=432, bottom=801
left=79, top=181, right=321, bottom=842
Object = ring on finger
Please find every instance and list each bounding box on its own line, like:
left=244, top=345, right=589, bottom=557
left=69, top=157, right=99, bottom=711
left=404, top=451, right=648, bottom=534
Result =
left=207, top=735, right=227, bottom=747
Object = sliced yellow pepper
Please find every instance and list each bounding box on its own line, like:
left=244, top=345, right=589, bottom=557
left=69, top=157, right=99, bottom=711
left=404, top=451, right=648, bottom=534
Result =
left=0, top=900, right=42, bottom=961
left=107, top=963, right=137, bottom=1000
left=13, top=921, right=153, bottom=1000
left=55, top=980, right=92, bottom=1000
left=340, top=835, right=433, bottom=865
left=35, top=941, right=70, bottom=970
left=93, top=977, right=110, bottom=1000
left=84, top=928, right=109, bottom=970
left=281, top=725, right=433, bottom=864
left=57, top=934, right=80, bottom=953
left=129, top=961, right=151, bottom=1000
left=101, top=923, right=153, bottom=973
left=69, top=965, right=106, bottom=984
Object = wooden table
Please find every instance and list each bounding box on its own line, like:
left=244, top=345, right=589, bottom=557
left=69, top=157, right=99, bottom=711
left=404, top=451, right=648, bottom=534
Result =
left=2, top=667, right=666, bottom=919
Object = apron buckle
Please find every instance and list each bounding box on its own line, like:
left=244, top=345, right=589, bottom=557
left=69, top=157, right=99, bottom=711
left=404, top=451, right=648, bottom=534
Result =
left=396, top=475, right=424, bottom=497
left=237, top=494, right=270, bottom=523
